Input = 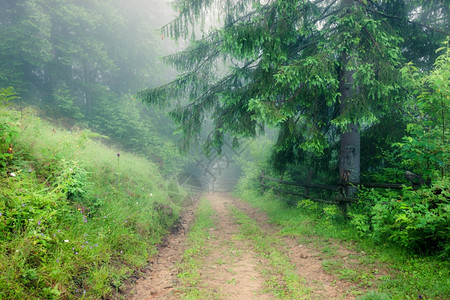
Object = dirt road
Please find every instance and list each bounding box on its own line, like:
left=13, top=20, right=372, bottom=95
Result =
left=126, top=193, right=376, bottom=299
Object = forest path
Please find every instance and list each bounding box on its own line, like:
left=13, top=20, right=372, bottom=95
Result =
left=125, top=199, right=198, bottom=300
left=126, top=193, right=376, bottom=299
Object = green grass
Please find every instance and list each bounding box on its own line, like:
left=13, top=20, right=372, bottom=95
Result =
left=176, top=197, right=216, bottom=299
left=237, top=189, right=450, bottom=299
left=0, top=108, right=186, bottom=299
left=229, top=205, right=310, bottom=299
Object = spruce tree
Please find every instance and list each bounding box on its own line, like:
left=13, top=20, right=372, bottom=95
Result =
left=139, top=0, right=448, bottom=188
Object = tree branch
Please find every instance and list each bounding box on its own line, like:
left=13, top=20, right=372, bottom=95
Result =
left=361, top=2, right=449, bottom=36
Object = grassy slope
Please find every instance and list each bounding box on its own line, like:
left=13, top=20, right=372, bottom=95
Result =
left=0, top=108, right=185, bottom=299
left=236, top=189, right=450, bottom=300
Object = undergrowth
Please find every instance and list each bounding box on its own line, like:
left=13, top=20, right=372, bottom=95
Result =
left=0, top=108, right=185, bottom=299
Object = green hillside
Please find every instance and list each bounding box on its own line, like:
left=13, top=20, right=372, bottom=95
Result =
left=0, top=107, right=186, bottom=299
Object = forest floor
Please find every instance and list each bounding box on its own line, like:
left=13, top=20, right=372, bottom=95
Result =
left=125, top=193, right=387, bottom=299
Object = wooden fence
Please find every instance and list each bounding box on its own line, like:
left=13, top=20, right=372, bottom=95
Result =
left=259, top=173, right=405, bottom=205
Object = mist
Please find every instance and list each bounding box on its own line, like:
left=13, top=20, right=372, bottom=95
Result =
left=0, top=0, right=241, bottom=188
left=1, top=1, right=448, bottom=299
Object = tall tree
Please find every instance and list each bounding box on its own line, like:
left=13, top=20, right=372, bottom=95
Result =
left=140, top=0, right=448, bottom=186
left=0, top=0, right=53, bottom=93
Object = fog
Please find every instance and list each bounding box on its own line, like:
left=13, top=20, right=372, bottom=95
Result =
left=0, top=0, right=243, bottom=192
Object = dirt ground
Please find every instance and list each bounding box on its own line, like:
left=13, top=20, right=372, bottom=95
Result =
left=125, top=193, right=372, bottom=299
left=125, top=201, right=198, bottom=300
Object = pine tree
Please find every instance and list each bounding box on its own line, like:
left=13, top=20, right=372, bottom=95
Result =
left=141, top=1, right=448, bottom=187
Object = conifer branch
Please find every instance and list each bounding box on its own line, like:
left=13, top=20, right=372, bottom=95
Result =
left=319, top=0, right=339, bottom=19
left=181, top=57, right=260, bottom=111
left=360, top=1, right=449, bottom=36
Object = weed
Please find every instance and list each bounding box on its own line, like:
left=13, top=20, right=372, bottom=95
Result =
left=0, top=108, right=186, bottom=299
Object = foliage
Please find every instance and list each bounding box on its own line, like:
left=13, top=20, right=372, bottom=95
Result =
left=352, top=181, right=450, bottom=258
left=397, top=40, right=450, bottom=181
left=0, top=0, right=170, bottom=97
left=0, top=87, right=19, bottom=169
left=0, top=109, right=186, bottom=299
left=361, top=167, right=407, bottom=185
left=0, top=0, right=184, bottom=175
left=348, top=41, right=450, bottom=258
left=53, top=83, right=84, bottom=120
left=235, top=137, right=273, bottom=193
left=53, top=160, right=90, bottom=202
left=0, top=87, right=17, bottom=107
left=89, top=94, right=187, bottom=176
left=0, top=122, right=19, bottom=169
left=140, top=0, right=448, bottom=180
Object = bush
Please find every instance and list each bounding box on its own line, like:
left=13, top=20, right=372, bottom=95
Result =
left=53, top=159, right=90, bottom=202
left=398, top=41, right=449, bottom=181
left=0, top=121, right=19, bottom=169
left=352, top=180, right=450, bottom=257
left=0, top=87, right=19, bottom=170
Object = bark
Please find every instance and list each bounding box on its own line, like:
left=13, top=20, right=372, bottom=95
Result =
left=338, top=53, right=360, bottom=198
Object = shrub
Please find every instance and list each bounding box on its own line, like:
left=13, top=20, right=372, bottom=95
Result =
left=53, top=159, right=90, bottom=202
left=352, top=180, right=450, bottom=257
left=0, top=121, right=19, bottom=169
left=0, top=87, right=19, bottom=170
left=398, top=41, right=449, bottom=181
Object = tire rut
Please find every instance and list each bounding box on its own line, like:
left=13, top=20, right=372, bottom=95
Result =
left=125, top=192, right=370, bottom=299
left=125, top=200, right=198, bottom=300
left=227, top=193, right=364, bottom=299
left=198, top=193, right=273, bottom=299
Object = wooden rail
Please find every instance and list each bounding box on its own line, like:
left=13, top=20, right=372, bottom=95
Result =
left=260, top=175, right=341, bottom=191
left=354, top=182, right=403, bottom=190
left=261, top=184, right=341, bottom=204
left=260, top=174, right=406, bottom=205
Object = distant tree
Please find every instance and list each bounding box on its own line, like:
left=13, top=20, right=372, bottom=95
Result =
left=0, top=0, right=171, bottom=111
left=0, top=0, right=53, bottom=93
left=0, top=0, right=184, bottom=173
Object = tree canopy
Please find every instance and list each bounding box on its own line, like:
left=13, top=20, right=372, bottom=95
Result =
left=139, top=0, right=448, bottom=184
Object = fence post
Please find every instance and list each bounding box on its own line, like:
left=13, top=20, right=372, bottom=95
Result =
left=278, top=172, right=284, bottom=196
left=260, top=170, right=265, bottom=192
left=305, top=169, right=314, bottom=196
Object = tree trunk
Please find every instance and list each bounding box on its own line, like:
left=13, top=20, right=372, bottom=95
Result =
left=339, top=53, right=360, bottom=198
left=82, top=62, right=93, bottom=118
